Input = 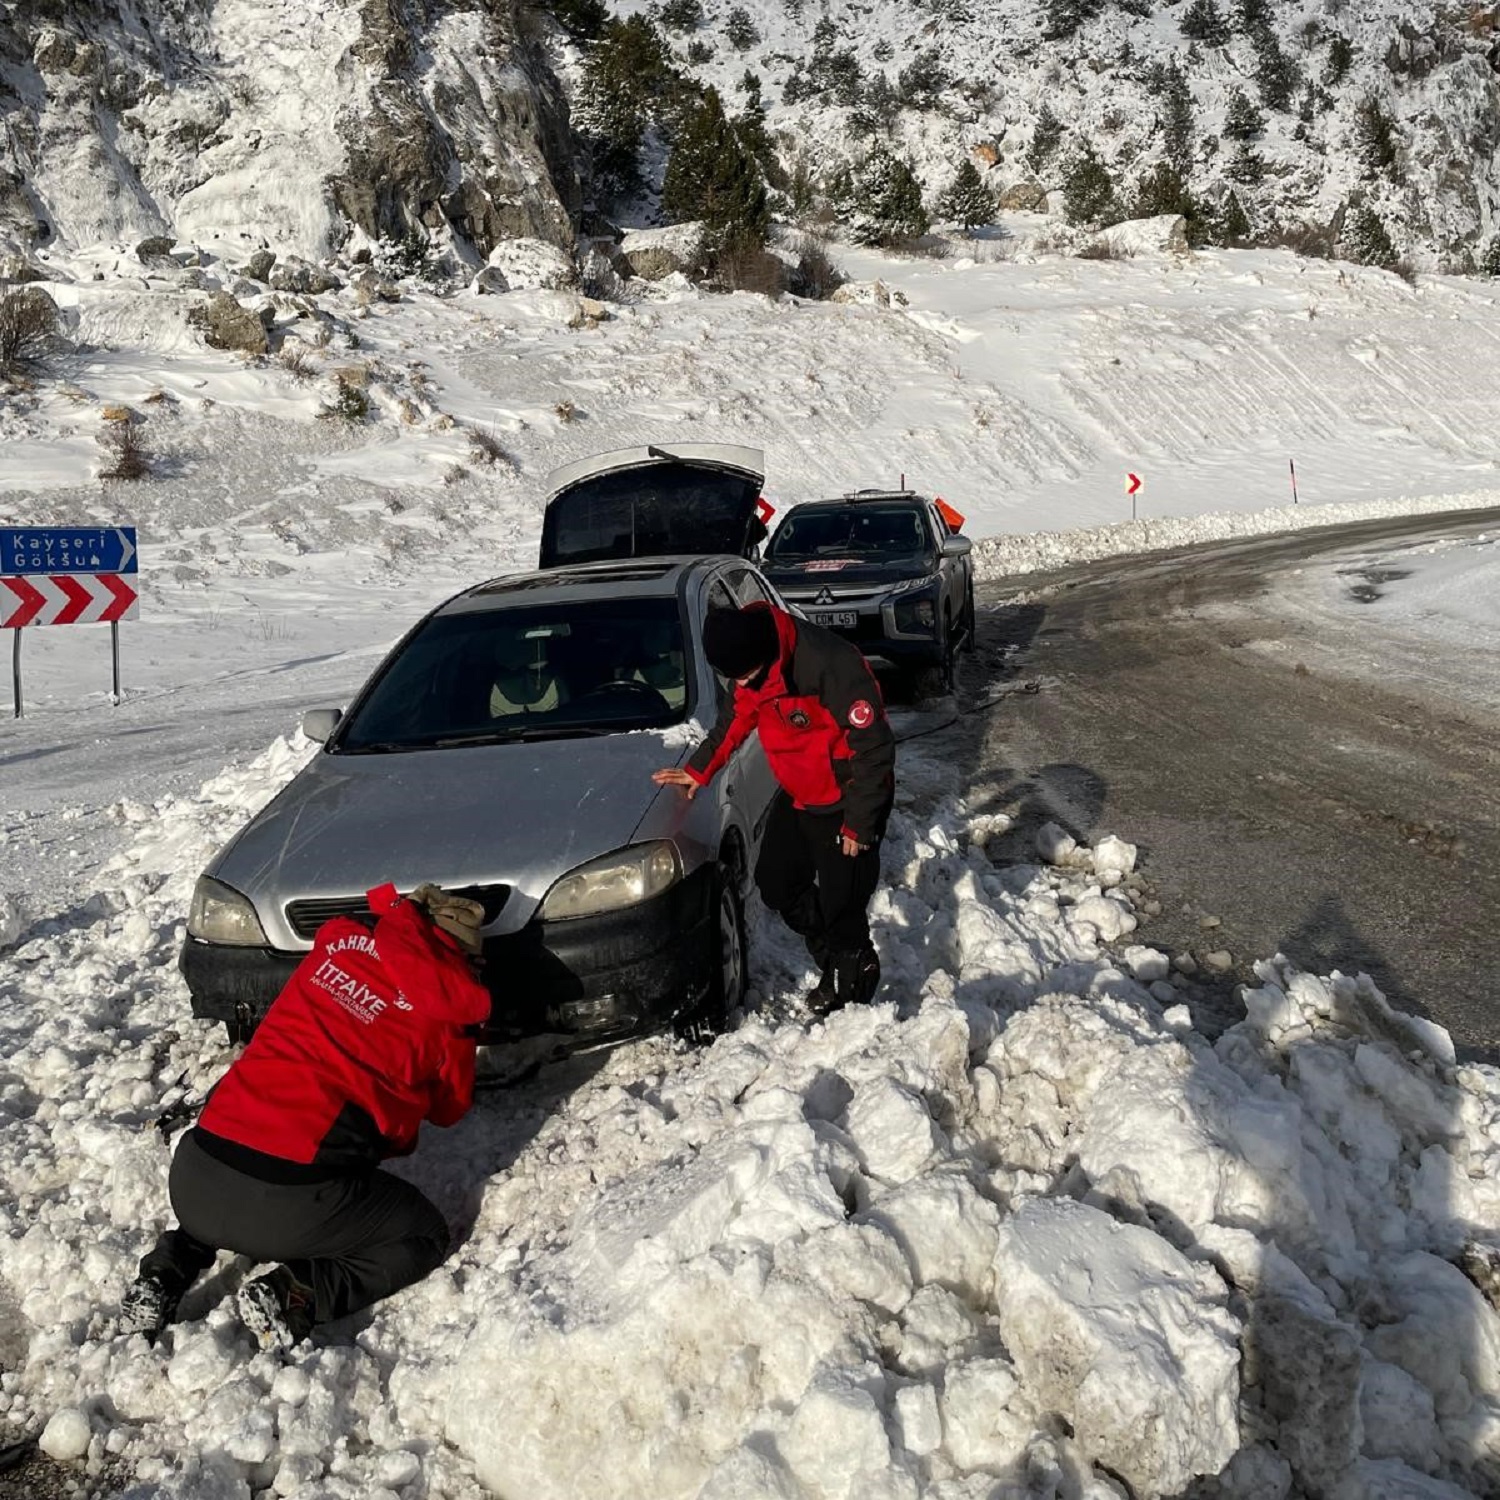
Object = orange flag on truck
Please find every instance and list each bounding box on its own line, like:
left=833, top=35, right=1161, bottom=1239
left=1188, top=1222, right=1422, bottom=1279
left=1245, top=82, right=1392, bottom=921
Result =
left=934, top=497, right=966, bottom=532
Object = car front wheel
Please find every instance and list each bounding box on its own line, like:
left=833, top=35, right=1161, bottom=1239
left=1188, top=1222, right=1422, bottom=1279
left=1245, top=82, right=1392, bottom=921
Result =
left=675, top=860, right=745, bottom=1044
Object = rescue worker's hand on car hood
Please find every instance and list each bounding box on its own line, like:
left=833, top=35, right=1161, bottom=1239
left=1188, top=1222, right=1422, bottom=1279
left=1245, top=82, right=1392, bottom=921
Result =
left=652, top=767, right=701, bottom=799
left=407, top=883, right=486, bottom=956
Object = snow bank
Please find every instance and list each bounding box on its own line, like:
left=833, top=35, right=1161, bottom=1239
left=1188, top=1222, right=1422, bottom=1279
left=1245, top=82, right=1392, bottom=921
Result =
left=974, top=490, right=1500, bottom=583
left=2, top=735, right=1500, bottom=1497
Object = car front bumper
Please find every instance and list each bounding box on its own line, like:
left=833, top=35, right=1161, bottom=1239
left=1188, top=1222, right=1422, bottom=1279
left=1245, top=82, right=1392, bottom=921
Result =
left=180, top=866, right=717, bottom=1045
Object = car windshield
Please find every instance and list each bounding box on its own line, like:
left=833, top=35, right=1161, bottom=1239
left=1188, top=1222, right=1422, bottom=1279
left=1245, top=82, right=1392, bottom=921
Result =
left=337, top=597, right=690, bottom=752
left=767, top=503, right=931, bottom=562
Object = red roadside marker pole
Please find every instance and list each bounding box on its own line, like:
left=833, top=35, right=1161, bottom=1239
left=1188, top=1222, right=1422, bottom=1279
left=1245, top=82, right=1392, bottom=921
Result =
left=1127, top=472, right=1142, bottom=520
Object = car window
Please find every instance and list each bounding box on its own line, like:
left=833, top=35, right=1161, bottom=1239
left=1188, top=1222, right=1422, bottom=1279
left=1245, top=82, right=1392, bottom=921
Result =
left=338, top=597, right=689, bottom=750
left=703, top=579, right=739, bottom=708
left=766, top=503, right=932, bottom=560
left=725, top=568, right=771, bottom=607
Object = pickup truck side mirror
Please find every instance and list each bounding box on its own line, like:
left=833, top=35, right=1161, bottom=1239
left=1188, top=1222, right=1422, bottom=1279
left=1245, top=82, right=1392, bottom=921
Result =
left=301, top=707, right=344, bottom=744
left=940, top=535, right=972, bottom=558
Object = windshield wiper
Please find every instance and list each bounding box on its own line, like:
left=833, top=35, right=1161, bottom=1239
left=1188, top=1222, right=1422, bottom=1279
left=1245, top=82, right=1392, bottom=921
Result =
left=339, top=739, right=443, bottom=755
left=433, top=725, right=613, bottom=748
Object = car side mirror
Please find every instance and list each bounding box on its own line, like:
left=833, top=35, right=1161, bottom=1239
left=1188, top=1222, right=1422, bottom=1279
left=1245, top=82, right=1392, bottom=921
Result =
left=940, top=535, right=972, bottom=558
left=301, top=707, right=343, bottom=744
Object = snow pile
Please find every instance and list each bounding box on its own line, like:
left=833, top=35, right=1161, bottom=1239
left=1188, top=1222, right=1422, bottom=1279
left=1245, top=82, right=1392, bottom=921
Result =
left=1, top=735, right=1499, bottom=1496
left=973, top=489, right=1500, bottom=583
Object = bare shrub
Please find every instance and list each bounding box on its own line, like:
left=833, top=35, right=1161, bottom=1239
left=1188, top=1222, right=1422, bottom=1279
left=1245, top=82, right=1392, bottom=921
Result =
left=319, top=376, right=369, bottom=423
left=1264, top=220, right=1338, bottom=259
left=555, top=400, right=578, bottom=423
left=279, top=346, right=314, bottom=381
left=1393, top=257, right=1419, bottom=285
left=99, top=420, right=151, bottom=481
left=0, top=287, right=63, bottom=376
left=712, top=241, right=786, bottom=295
left=467, top=425, right=514, bottom=466
left=785, top=235, right=846, bottom=299
left=1076, top=238, right=1124, bottom=260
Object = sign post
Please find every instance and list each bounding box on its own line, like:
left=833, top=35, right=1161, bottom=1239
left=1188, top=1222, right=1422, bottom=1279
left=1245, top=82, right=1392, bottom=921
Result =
left=0, top=527, right=139, bottom=717
left=1126, top=472, right=1142, bottom=520
left=1289, top=458, right=1299, bottom=506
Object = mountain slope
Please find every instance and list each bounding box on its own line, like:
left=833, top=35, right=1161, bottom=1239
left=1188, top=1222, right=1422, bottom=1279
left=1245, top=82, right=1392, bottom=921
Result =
left=0, top=0, right=579, bottom=263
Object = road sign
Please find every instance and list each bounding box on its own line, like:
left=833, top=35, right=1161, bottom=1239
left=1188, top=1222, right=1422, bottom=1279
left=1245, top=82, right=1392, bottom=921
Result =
left=1, top=573, right=138, bottom=628
left=3, top=525, right=140, bottom=717
left=0, top=526, right=137, bottom=577
left=1126, top=473, right=1142, bottom=496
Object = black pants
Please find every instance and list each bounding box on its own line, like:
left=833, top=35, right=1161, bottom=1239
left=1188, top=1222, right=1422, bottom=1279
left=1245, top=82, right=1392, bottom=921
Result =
left=754, top=793, right=884, bottom=964
left=139, top=1130, right=450, bottom=1325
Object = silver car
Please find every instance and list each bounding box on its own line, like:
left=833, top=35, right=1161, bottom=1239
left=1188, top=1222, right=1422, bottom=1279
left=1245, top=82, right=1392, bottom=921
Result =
left=180, top=445, right=783, bottom=1048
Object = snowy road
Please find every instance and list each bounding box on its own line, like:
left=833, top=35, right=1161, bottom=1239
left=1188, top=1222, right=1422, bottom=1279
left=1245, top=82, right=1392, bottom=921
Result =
left=968, top=506, right=1500, bottom=1062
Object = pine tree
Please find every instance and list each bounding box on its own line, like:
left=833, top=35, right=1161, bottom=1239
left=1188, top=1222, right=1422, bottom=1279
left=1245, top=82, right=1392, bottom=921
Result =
left=865, top=73, right=899, bottom=131
left=1042, top=0, right=1103, bottom=42
left=1482, top=236, right=1500, bottom=278
left=897, top=49, right=948, bottom=110
left=1062, top=145, right=1117, bottom=227
left=662, top=87, right=770, bottom=262
left=1179, top=0, right=1229, bottom=44
left=1253, top=28, right=1299, bottom=112
left=1342, top=205, right=1397, bottom=268
left=725, top=5, right=758, bottom=50
left=848, top=148, right=929, bottom=245
left=938, top=159, right=995, bottom=233
left=544, top=0, right=608, bottom=40
left=1353, top=96, right=1398, bottom=178
left=659, top=0, right=703, bottom=30
left=1323, top=34, right=1353, bottom=86
left=1223, top=88, right=1263, bottom=140
left=1158, top=60, right=1193, bottom=171
left=1224, top=144, right=1264, bottom=184
left=1221, top=192, right=1251, bottom=243
left=577, top=16, right=681, bottom=199
left=1132, top=161, right=1195, bottom=220
left=1026, top=103, right=1065, bottom=176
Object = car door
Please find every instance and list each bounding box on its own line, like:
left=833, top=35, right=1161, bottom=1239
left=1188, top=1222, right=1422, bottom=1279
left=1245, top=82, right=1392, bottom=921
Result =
left=929, top=500, right=969, bottom=631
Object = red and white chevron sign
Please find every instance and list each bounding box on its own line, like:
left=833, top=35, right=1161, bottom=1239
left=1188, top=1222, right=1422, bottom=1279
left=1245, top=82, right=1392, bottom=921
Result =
left=0, top=573, right=139, bottom=628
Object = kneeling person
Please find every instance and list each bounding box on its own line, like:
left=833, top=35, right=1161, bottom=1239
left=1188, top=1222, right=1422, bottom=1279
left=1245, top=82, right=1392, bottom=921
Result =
left=121, top=883, right=491, bottom=1351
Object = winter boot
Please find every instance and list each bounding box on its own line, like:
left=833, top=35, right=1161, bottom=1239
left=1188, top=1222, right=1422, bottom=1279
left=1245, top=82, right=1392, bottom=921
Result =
left=831, top=947, right=881, bottom=1010
left=806, top=962, right=839, bottom=1013
left=237, top=1267, right=315, bottom=1355
left=118, top=1273, right=179, bottom=1343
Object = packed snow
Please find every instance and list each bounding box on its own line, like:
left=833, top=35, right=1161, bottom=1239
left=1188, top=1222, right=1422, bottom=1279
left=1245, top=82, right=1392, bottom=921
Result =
left=4, top=235, right=1500, bottom=1498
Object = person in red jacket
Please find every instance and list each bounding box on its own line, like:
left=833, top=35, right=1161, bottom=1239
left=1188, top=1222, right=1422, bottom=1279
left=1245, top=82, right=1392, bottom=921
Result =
left=119, top=883, right=492, bottom=1351
left=654, top=603, right=896, bottom=1012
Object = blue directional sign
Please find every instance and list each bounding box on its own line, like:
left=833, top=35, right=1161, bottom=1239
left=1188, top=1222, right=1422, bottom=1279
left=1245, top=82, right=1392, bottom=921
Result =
left=0, top=527, right=137, bottom=577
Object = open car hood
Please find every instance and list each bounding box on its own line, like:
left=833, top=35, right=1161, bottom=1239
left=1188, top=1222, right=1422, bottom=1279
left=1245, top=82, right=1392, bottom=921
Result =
left=539, top=444, right=766, bottom=568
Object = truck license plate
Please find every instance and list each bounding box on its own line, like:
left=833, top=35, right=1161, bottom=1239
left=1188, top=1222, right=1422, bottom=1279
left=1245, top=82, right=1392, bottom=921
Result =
left=813, top=610, right=858, bottom=628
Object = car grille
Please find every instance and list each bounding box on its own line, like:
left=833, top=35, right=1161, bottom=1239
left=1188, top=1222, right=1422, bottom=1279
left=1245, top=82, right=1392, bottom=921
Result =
left=285, top=887, right=510, bottom=941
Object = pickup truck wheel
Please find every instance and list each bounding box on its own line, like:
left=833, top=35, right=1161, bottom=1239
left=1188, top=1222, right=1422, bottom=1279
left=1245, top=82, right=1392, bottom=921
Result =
left=961, top=584, right=977, bottom=653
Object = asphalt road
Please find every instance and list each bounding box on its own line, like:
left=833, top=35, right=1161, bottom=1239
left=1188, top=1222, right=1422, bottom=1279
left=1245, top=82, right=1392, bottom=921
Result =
left=955, top=507, right=1500, bottom=1063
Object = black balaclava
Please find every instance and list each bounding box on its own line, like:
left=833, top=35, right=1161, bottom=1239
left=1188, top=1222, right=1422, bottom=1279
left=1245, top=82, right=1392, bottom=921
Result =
left=702, top=607, right=780, bottom=681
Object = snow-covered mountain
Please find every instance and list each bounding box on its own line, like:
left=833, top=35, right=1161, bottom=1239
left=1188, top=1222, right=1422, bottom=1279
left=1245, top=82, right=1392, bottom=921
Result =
left=4, top=0, right=1499, bottom=274
left=0, top=0, right=578, bottom=266
left=644, top=0, right=1500, bottom=265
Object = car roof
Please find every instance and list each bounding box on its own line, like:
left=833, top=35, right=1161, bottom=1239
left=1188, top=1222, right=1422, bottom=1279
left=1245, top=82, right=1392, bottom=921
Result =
left=436, top=555, right=738, bottom=615
left=786, top=490, right=929, bottom=509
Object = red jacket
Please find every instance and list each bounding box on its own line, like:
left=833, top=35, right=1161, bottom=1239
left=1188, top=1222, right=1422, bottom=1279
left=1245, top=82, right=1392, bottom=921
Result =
left=685, top=605, right=896, bottom=845
left=198, top=885, right=492, bottom=1174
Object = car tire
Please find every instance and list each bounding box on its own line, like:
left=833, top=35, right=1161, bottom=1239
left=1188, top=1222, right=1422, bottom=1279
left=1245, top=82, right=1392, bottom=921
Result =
left=916, top=616, right=957, bottom=698
left=961, top=583, right=977, bottom=653
left=223, top=1017, right=257, bottom=1046
left=675, top=860, right=746, bottom=1045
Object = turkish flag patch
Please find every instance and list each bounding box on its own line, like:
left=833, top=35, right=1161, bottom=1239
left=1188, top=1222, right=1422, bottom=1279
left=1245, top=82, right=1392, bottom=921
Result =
left=848, top=699, right=875, bottom=729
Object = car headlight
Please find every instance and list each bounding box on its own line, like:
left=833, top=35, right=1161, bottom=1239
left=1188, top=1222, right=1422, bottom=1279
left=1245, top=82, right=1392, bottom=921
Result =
left=540, top=842, right=682, bottom=921
left=187, top=876, right=270, bottom=946
left=893, top=588, right=939, bottom=632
